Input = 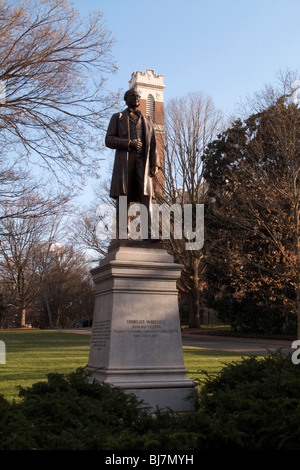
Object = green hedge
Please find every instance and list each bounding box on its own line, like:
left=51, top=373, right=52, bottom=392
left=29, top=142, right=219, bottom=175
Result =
left=1, top=352, right=300, bottom=450
left=215, top=297, right=297, bottom=337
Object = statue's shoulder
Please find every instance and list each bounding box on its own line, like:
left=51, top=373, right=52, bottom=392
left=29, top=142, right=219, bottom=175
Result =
left=108, top=109, right=126, bottom=122
left=113, top=109, right=128, bottom=120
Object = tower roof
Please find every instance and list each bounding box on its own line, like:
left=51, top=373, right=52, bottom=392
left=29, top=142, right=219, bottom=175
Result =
left=129, top=69, right=165, bottom=90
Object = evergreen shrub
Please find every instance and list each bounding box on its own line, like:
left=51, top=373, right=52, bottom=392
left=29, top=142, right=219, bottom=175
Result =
left=0, top=353, right=300, bottom=450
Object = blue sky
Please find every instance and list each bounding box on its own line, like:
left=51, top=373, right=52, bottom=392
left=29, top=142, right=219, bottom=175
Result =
left=76, top=0, right=300, bottom=116
left=73, top=0, right=300, bottom=204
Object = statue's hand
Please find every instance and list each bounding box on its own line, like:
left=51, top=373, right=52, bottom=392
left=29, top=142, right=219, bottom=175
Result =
left=130, top=139, right=143, bottom=150
left=150, top=166, right=159, bottom=177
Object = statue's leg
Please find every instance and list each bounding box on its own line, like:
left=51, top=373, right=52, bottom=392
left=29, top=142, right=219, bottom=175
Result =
left=116, top=197, right=130, bottom=240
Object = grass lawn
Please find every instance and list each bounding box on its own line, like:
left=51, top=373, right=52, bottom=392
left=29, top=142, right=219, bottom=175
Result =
left=183, top=346, right=248, bottom=385
left=0, top=330, right=247, bottom=402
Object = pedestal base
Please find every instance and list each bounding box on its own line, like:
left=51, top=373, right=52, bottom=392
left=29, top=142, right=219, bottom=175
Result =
left=126, top=387, right=195, bottom=412
left=86, top=240, right=196, bottom=412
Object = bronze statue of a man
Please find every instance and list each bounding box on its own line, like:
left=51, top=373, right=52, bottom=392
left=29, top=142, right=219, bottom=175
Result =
left=105, top=88, right=160, bottom=239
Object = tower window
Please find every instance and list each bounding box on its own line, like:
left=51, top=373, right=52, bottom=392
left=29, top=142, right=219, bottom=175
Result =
left=146, top=94, right=155, bottom=121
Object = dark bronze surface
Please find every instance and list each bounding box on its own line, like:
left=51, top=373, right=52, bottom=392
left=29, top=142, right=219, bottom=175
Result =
left=105, top=87, right=161, bottom=240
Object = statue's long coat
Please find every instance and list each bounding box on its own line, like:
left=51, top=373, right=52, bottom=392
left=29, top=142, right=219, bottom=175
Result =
left=105, top=108, right=160, bottom=201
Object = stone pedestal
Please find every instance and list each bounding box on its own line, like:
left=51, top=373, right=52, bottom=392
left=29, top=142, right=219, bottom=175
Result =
left=86, top=240, right=196, bottom=412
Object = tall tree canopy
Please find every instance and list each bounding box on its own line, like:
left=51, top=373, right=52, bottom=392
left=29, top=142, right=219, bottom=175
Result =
left=203, top=93, right=300, bottom=336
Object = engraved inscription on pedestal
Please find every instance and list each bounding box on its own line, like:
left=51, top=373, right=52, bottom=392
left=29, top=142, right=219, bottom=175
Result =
left=91, top=319, right=111, bottom=351
left=113, top=319, right=178, bottom=339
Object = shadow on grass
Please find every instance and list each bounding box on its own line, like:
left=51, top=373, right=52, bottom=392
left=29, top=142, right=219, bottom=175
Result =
left=0, top=330, right=91, bottom=350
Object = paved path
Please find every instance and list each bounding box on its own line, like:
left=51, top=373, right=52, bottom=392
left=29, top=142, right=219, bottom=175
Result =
left=181, top=333, right=293, bottom=355
left=59, top=328, right=294, bottom=355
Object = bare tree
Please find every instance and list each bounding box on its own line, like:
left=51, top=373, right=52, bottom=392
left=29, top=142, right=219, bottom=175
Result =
left=0, top=157, right=33, bottom=214
left=0, top=0, right=119, bottom=183
left=156, top=92, right=223, bottom=327
left=0, top=191, right=68, bottom=327
left=0, top=159, right=71, bottom=223
left=38, top=243, right=94, bottom=328
left=70, top=178, right=114, bottom=262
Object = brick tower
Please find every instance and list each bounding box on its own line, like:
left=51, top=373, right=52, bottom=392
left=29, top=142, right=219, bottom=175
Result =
left=129, top=69, right=165, bottom=196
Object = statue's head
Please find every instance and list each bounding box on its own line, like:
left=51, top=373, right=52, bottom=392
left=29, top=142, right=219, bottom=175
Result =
left=124, top=88, right=141, bottom=109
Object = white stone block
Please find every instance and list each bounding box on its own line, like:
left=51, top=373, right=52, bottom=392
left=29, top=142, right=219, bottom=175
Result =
left=86, top=241, right=196, bottom=412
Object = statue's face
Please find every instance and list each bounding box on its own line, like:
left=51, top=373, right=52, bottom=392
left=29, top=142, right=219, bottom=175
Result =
left=126, top=90, right=140, bottom=109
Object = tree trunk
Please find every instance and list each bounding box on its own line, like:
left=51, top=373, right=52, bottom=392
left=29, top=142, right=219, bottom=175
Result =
left=21, top=308, right=26, bottom=328
left=56, top=307, right=61, bottom=328
left=45, top=295, right=53, bottom=327
left=189, top=281, right=201, bottom=328
left=190, top=257, right=201, bottom=328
